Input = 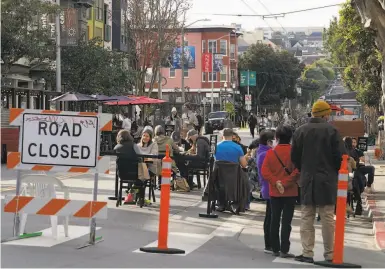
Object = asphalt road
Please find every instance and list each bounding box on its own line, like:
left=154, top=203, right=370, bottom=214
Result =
left=1, top=131, right=384, bottom=268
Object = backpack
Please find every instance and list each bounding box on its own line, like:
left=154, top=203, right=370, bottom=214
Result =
left=173, top=176, right=190, bottom=192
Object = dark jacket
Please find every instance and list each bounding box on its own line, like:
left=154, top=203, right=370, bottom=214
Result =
left=114, top=141, right=139, bottom=179
left=291, top=117, right=345, bottom=206
left=210, top=161, right=250, bottom=212
left=196, top=136, right=210, bottom=159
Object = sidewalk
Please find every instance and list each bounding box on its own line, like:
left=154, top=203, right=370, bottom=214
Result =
left=364, top=150, right=385, bottom=252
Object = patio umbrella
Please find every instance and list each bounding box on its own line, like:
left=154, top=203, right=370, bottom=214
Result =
left=104, top=96, right=167, bottom=106
left=50, top=92, right=97, bottom=102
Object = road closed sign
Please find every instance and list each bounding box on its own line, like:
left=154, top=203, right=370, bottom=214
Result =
left=21, top=113, right=99, bottom=167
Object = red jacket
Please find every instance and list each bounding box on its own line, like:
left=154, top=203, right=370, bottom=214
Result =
left=261, top=144, right=299, bottom=197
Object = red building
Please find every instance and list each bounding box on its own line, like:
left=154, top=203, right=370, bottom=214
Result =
left=146, top=25, right=241, bottom=111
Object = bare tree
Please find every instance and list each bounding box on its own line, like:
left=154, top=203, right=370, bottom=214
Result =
left=125, top=0, right=190, bottom=96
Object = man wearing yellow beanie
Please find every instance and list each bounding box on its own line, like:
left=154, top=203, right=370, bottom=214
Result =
left=290, top=99, right=346, bottom=264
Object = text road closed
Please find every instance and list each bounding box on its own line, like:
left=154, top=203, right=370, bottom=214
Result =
left=21, top=113, right=98, bottom=167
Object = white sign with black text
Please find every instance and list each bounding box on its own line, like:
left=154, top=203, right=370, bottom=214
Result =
left=21, top=113, right=99, bottom=167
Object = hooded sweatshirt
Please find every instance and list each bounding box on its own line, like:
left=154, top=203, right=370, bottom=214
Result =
left=257, top=144, right=271, bottom=199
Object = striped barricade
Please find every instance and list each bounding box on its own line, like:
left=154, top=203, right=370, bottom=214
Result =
left=4, top=196, right=107, bottom=219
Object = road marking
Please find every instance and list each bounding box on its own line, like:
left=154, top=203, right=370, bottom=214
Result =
left=133, top=214, right=253, bottom=256
left=2, top=225, right=101, bottom=247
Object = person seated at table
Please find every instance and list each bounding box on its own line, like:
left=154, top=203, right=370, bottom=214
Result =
left=136, top=129, right=158, bottom=176
left=178, top=129, right=210, bottom=189
left=171, top=131, right=191, bottom=152
left=215, top=128, right=247, bottom=168
left=232, top=132, right=248, bottom=155
left=352, top=137, right=375, bottom=193
left=153, top=126, right=180, bottom=186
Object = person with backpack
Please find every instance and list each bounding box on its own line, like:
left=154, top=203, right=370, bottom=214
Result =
left=261, top=125, right=299, bottom=258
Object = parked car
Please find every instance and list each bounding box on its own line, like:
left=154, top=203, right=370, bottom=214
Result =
left=204, top=111, right=232, bottom=134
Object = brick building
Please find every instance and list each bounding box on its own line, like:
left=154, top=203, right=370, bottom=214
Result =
left=146, top=25, right=241, bottom=111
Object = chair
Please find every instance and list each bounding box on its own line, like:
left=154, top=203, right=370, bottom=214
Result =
left=187, top=158, right=210, bottom=189
left=19, top=174, right=70, bottom=238
left=116, top=156, right=143, bottom=207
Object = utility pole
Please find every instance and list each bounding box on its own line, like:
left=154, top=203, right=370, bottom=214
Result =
left=55, top=0, right=61, bottom=110
left=211, top=53, right=214, bottom=112
left=181, top=13, right=186, bottom=103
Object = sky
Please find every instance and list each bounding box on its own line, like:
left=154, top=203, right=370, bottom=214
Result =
left=186, top=0, right=344, bottom=30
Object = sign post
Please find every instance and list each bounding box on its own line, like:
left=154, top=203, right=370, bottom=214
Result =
left=5, top=108, right=112, bottom=248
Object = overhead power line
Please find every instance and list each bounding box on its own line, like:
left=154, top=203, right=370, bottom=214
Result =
left=253, top=0, right=287, bottom=32
left=239, top=0, right=274, bottom=31
left=191, top=3, right=343, bottom=17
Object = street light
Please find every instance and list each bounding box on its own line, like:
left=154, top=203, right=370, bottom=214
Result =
left=210, top=33, right=235, bottom=112
left=181, top=18, right=211, bottom=103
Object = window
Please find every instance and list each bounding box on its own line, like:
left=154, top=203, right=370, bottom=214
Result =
left=231, top=69, right=236, bottom=82
left=104, top=25, right=111, bottom=42
left=208, top=72, right=217, bottom=82
left=95, top=27, right=103, bottom=39
left=145, top=72, right=152, bottom=83
left=86, top=8, right=91, bottom=20
left=183, top=69, right=189, bottom=78
left=208, top=40, right=217, bottom=53
left=96, top=0, right=103, bottom=21
left=202, top=40, right=206, bottom=53
left=220, top=40, right=227, bottom=55
left=230, top=44, right=236, bottom=59
left=202, top=72, right=207, bottom=82
left=220, top=65, right=227, bottom=82
left=104, top=4, right=108, bottom=24
left=170, top=68, right=176, bottom=78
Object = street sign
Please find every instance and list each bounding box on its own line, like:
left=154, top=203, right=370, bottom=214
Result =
left=246, top=104, right=252, bottom=111
left=202, top=97, right=208, bottom=105
left=245, top=95, right=252, bottom=104
left=21, top=113, right=99, bottom=167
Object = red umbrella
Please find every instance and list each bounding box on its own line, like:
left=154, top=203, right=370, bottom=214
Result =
left=104, top=96, right=167, bottom=105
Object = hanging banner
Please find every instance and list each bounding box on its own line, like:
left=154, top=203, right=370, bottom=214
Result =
left=202, top=53, right=212, bottom=72
left=61, top=8, right=78, bottom=46
left=40, top=8, right=78, bottom=46
left=213, top=54, right=223, bottom=72
left=172, top=46, right=196, bottom=69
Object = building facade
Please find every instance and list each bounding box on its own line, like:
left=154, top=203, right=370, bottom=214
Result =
left=147, top=26, right=240, bottom=108
left=86, top=0, right=112, bottom=48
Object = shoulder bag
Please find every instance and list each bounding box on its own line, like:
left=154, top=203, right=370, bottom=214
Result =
left=272, top=150, right=291, bottom=175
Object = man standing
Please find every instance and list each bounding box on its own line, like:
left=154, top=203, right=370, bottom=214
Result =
left=122, top=113, right=132, bottom=132
left=247, top=112, right=257, bottom=138
left=182, top=103, right=198, bottom=138
left=291, top=100, right=345, bottom=264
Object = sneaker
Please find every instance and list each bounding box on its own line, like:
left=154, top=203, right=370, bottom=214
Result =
left=294, top=255, right=314, bottom=263
left=280, top=252, right=295, bottom=258
left=264, top=248, right=273, bottom=254
left=272, top=252, right=280, bottom=257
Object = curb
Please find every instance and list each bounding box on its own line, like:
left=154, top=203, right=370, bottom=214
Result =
left=363, top=193, right=385, bottom=252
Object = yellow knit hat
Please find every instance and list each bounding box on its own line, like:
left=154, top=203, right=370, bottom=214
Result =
left=312, top=100, right=331, bottom=117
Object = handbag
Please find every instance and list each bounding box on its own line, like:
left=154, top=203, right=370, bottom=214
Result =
left=173, top=176, right=190, bottom=192
left=138, top=162, right=150, bottom=181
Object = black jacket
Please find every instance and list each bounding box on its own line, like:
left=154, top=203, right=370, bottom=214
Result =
left=291, top=117, right=345, bottom=206
left=210, top=161, right=250, bottom=212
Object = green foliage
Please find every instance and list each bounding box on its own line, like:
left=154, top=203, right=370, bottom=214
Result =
left=1, top=0, right=59, bottom=73
left=324, top=1, right=382, bottom=107
left=44, top=38, right=135, bottom=95
left=225, top=102, right=235, bottom=116
left=238, top=44, right=303, bottom=106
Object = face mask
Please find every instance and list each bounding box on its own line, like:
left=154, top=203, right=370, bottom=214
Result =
left=272, top=140, right=278, bottom=147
